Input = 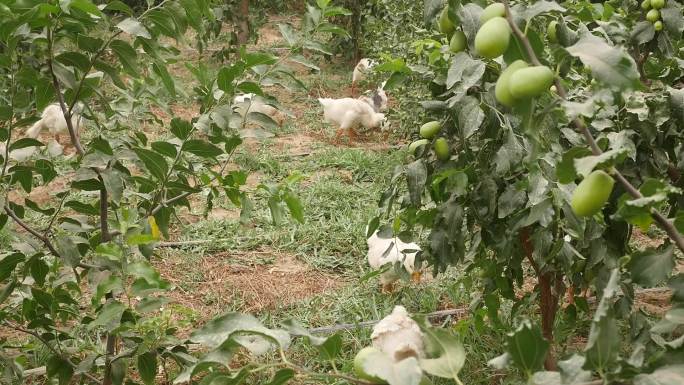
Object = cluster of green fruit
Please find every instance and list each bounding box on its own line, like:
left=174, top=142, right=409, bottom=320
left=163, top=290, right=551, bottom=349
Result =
left=408, top=121, right=449, bottom=160
left=438, top=6, right=466, bottom=53
left=642, top=0, right=666, bottom=31
left=436, top=3, right=616, bottom=217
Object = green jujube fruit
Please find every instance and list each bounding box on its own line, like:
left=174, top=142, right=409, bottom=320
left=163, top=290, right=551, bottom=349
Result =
left=439, top=8, right=455, bottom=35
left=495, top=60, right=529, bottom=107
left=434, top=138, right=450, bottom=160
left=571, top=170, right=615, bottom=217
left=353, top=347, right=388, bottom=384
left=654, top=20, right=663, bottom=31
left=449, top=31, right=467, bottom=53
left=409, top=139, right=430, bottom=154
left=646, top=9, right=660, bottom=22
left=508, top=66, right=555, bottom=99
left=641, top=0, right=652, bottom=9
left=474, top=17, right=511, bottom=59
left=420, top=121, right=441, bottom=139
left=547, top=20, right=558, bottom=42
left=480, top=3, right=506, bottom=24
left=651, top=0, right=665, bottom=9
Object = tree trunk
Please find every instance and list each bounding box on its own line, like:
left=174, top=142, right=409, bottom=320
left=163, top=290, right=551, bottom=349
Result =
left=520, top=227, right=560, bottom=371
left=236, top=0, right=250, bottom=46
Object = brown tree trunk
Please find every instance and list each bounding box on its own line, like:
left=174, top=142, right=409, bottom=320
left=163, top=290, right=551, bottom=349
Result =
left=236, top=0, right=250, bottom=46
left=520, top=227, right=560, bottom=371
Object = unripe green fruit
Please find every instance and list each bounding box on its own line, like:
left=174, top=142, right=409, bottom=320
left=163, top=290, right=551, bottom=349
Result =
left=353, top=347, right=388, bottom=384
left=495, top=60, right=529, bottom=107
left=439, top=8, right=455, bottom=35
left=646, top=9, right=660, bottom=22
left=509, top=66, right=555, bottom=99
left=571, top=170, right=615, bottom=217
left=474, top=17, right=511, bottom=59
left=434, top=138, right=450, bottom=160
left=449, top=31, right=467, bottom=53
left=547, top=20, right=558, bottom=43
left=480, top=3, right=506, bottom=24
left=654, top=20, right=663, bottom=31
left=420, top=121, right=442, bottom=139
left=641, top=0, right=651, bottom=10
left=651, top=0, right=665, bottom=9
left=409, top=139, right=430, bottom=154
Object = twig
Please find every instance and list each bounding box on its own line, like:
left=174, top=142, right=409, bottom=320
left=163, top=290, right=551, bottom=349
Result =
left=307, top=307, right=469, bottom=334
left=4, top=205, right=62, bottom=258
left=3, top=322, right=102, bottom=384
left=46, top=25, right=84, bottom=157
left=501, top=0, right=684, bottom=254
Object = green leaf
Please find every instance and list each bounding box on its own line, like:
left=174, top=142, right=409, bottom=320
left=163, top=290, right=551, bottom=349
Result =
left=101, top=169, right=124, bottom=204
left=242, top=52, right=278, bottom=68
left=170, top=118, right=193, bottom=140
left=631, top=21, right=655, bottom=45
left=173, top=339, right=241, bottom=383
left=317, top=333, right=342, bottom=360
left=0, top=253, right=24, bottom=281
left=446, top=52, right=485, bottom=91
left=152, top=62, right=176, bottom=97
left=183, top=139, right=223, bottom=158
left=303, top=40, right=332, bottom=55
left=35, top=78, right=55, bottom=110
left=278, top=23, right=299, bottom=47
left=133, top=148, right=168, bottom=180
left=68, top=0, right=102, bottom=16
left=46, top=356, right=73, bottom=385
left=661, top=3, right=684, bottom=35
left=584, top=269, right=620, bottom=372
left=573, top=148, right=628, bottom=178
left=283, top=191, right=304, bottom=224
left=137, top=351, right=157, bottom=385
left=457, top=3, right=484, bottom=40
left=8, top=138, right=43, bottom=151
left=323, top=6, right=351, bottom=17
left=357, top=349, right=423, bottom=385
left=558, top=354, right=591, bottom=384
left=104, top=1, right=133, bottom=15
left=110, top=40, right=139, bottom=77
left=116, top=18, right=151, bottom=39
left=634, top=365, right=684, bottom=385
left=628, top=245, right=675, bottom=287
left=557, top=147, right=592, bottom=184
left=505, top=320, right=549, bottom=375
left=55, top=51, right=91, bottom=72
left=456, top=96, right=484, bottom=138
left=517, top=0, right=565, bottom=20
left=55, top=235, right=81, bottom=267
left=566, top=35, right=640, bottom=90
left=190, top=312, right=290, bottom=352
left=419, top=327, right=466, bottom=380
left=151, top=141, right=178, bottom=158
left=89, top=301, right=125, bottom=331
left=25, top=198, right=55, bottom=216
left=217, top=64, right=244, bottom=93
left=264, top=369, right=295, bottom=385
left=407, top=159, right=427, bottom=207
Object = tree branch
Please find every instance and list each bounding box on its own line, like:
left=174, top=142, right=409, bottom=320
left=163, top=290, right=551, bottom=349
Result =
left=46, top=25, right=85, bottom=157
left=5, top=204, right=62, bottom=257
left=501, top=0, right=684, bottom=253
left=3, top=322, right=102, bottom=384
